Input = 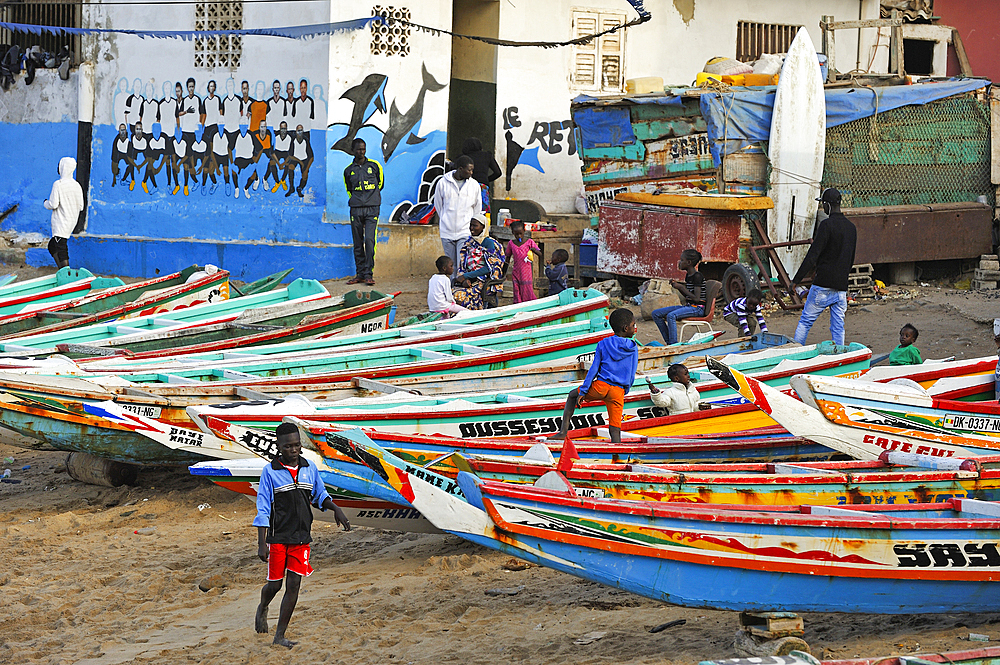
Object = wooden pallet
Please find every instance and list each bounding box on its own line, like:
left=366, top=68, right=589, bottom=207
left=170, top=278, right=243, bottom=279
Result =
left=739, top=611, right=805, bottom=639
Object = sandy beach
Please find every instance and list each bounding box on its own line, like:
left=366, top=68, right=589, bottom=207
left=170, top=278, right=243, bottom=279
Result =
left=2, top=277, right=1000, bottom=664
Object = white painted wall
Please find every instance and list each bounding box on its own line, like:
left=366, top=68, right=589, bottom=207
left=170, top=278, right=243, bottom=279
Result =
left=495, top=0, right=882, bottom=214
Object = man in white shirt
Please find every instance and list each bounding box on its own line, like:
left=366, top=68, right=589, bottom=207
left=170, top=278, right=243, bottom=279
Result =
left=43, top=157, right=84, bottom=268
left=432, top=155, right=481, bottom=278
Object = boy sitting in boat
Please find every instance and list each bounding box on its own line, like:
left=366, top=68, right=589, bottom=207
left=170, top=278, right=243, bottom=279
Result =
left=889, top=323, right=922, bottom=366
left=552, top=308, right=638, bottom=443
left=647, top=363, right=710, bottom=414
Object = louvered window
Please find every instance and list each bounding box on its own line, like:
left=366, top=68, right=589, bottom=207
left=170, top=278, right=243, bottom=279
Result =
left=571, top=10, right=626, bottom=93
left=736, top=20, right=802, bottom=62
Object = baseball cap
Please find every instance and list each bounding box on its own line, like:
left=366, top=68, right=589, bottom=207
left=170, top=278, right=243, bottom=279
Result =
left=815, top=188, right=842, bottom=205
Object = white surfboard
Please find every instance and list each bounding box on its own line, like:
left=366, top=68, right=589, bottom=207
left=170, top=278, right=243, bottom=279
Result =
left=766, top=27, right=826, bottom=274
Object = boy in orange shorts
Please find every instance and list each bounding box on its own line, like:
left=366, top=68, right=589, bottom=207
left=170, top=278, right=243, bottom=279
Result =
left=553, top=307, right=638, bottom=443
left=253, top=422, right=350, bottom=648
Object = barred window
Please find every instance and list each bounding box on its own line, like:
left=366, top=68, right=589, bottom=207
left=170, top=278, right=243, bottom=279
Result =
left=736, top=20, right=803, bottom=62
left=194, top=1, right=243, bottom=69
left=0, top=0, right=80, bottom=63
left=570, top=10, right=626, bottom=93
left=371, top=6, right=411, bottom=57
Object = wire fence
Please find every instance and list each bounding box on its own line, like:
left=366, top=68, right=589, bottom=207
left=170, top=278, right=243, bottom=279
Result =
left=821, top=92, right=993, bottom=208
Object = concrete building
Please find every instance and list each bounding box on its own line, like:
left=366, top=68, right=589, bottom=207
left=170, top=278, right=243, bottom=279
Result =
left=0, top=0, right=884, bottom=280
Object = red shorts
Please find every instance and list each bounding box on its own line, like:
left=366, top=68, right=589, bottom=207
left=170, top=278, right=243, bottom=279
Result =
left=582, top=379, right=626, bottom=429
left=267, top=543, right=313, bottom=581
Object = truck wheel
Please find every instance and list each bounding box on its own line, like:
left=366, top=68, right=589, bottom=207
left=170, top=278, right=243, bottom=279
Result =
left=722, top=263, right=759, bottom=303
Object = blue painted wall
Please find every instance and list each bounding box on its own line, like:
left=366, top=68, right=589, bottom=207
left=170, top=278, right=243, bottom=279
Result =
left=26, top=236, right=353, bottom=282
left=0, top=122, right=79, bottom=237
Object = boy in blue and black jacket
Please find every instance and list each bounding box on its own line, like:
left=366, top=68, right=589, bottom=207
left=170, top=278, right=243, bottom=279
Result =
left=253, top=422, right=350, bottom=648
left=552, top=308, right=638, bottom=443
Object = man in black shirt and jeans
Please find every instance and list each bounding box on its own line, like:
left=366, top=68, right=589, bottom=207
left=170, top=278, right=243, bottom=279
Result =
left=343, top=138, right=383, bottom=286
left=790, top=188, right=857, bottom=346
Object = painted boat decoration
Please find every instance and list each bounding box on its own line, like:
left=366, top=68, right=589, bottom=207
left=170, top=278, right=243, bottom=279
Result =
left=189, top=454, right=440, bottom=533
left=55, top=289, right=396, bottom=360
left=0, top=267, right=125, bottom=319
left=0, top=278, right=330, bottom=357
left=0, top=265, right=231, bottom=339
left=707, top=356, right=1000, bottom=459
left=346, top=432, right=1000, bottom=614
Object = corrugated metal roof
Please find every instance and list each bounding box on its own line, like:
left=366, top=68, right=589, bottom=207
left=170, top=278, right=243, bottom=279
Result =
left=881, top=0, right=934, bottom=21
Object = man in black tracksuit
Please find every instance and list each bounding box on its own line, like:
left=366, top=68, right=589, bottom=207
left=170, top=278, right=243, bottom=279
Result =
left=343, top=138, right=384, bottom=285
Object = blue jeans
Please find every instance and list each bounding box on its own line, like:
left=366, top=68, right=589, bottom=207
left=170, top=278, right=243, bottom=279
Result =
left=652, top=304, right=704, bottom=345
left=794, top=286, right=847, bottom=345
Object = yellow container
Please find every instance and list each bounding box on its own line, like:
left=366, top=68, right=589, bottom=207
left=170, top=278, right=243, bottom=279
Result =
left=744, top=73, right=778, bottom=86
left=721, top=74, right=745, bottom=86
left=696, top=72, right=722, bottom=85
left=626, top=76, right=664, bottom=94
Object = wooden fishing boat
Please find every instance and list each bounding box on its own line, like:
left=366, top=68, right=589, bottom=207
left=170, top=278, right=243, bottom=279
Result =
left=64, top=287, right=610, bottom=369
left=183, top=342, right=871, bottom=439
left=453, top=450, right=1000, bottom=505
left=860, top=355, right=998, bottom=402
left=701, top=647, right=1000, bottom=665
left=707, top=357, right=1000, bottom=459
left=345, top=433, right=1000, bottom=614
left=54, top=289, right=396, bottom=360
left=0, top=267, right=125, bottom=319
left=0, top=265, right=235, bottom=339
left=0, top=278, right=330, bottom=357
left=230, top=268, right=293, bottom=296
left=4, top=317, right=613, bottom=384
left=0, top=320, right=615, bottom=462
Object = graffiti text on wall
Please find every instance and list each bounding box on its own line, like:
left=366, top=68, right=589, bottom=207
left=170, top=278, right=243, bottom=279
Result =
left=501, top=106, right=575, bottom=191
left=110, top=76, right=326, bottom=200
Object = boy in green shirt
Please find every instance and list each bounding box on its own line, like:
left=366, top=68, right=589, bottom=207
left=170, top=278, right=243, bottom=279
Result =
left=888, top=323, right=922, bottom=366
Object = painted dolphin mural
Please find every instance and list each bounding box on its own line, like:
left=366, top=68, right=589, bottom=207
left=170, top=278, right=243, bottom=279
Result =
left=381, top=63, right=446, bottom=162
left=331, top=73, right=388, bottom=155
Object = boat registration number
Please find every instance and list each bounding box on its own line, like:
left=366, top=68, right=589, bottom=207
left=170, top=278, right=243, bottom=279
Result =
left=943, top=413, right=1000, bottom=433
left=574, top=487, right=605, bottom=499
left=121, top=403, right=162, bottom=419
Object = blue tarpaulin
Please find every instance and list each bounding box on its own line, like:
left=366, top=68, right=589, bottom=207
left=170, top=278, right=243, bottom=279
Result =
left=573, top=106, right=636, bottom=149
left=699, top=78, right=989, bottom=166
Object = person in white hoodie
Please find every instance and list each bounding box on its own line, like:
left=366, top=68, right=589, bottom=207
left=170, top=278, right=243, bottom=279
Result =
left=647, top=364, right=710, bottom=415
left=43, top=157, right=84, bottom=268
left=432, top=154, right=481, bottom=278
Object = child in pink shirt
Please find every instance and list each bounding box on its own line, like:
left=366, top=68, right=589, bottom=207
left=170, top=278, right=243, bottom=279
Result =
left=503, top=220, right=542, bottom=302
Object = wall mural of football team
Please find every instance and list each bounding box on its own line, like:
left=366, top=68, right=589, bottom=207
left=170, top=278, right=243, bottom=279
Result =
left=109, top=76, right=324, bottom=199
